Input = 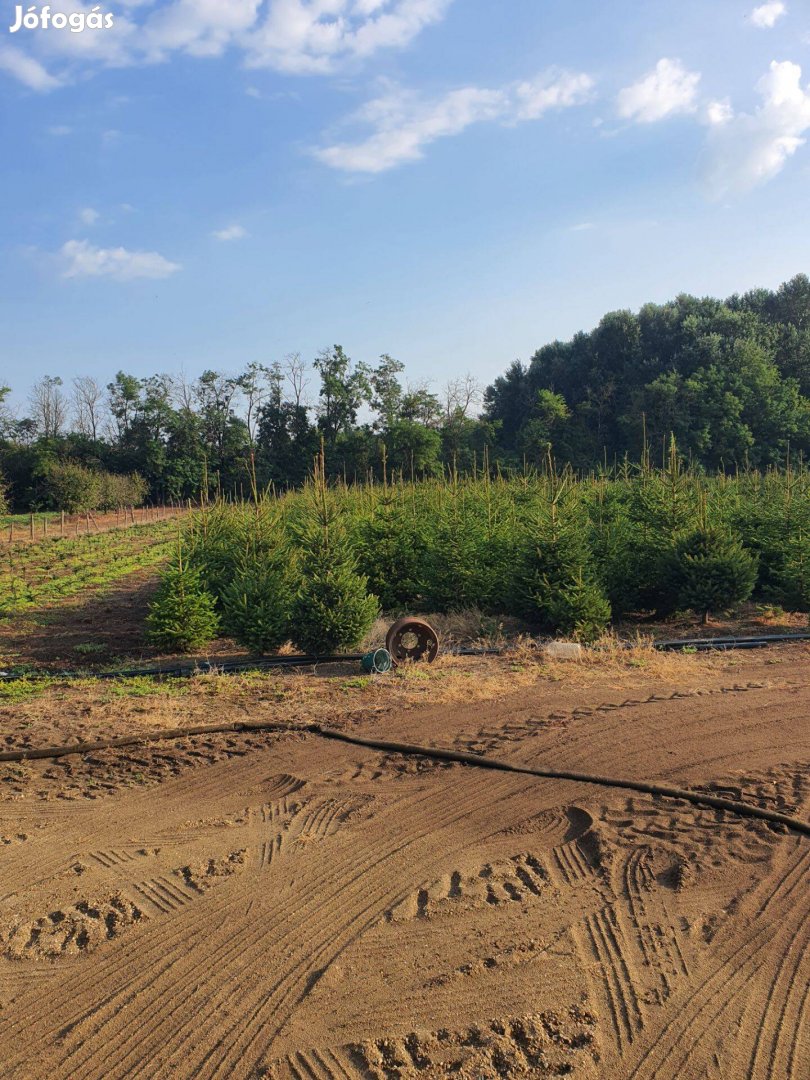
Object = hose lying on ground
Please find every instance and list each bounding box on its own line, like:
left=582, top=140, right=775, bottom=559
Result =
left=1, top=718, right=807, bottom=839
left=2, top=631, right=809, bottom=685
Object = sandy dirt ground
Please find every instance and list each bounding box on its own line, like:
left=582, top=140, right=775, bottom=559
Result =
left=0, top=649, right=808, bottom=1079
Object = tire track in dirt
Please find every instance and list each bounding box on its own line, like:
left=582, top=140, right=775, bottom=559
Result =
left=149, top=773, right=583, bottom=1075
left=147, top=776, right=544, bottom=1080
left=281, top=1046, right=356, bottom=1079
left=625, top=842, right=810, bottom=1079
left=745, top=916, right=809, bottom=1080
left=0, top=767, right=313, bottom=1031
left=2, top=769, right=552, bottom=1080
left=580, top=906, right=645, bottom=1054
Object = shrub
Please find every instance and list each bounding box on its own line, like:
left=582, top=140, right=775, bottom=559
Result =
left=41, top=462, right=101, bottom=513
left=546, top=572, right=611, bottom=642
left=97, top=471, right=148, bottom=510
left=38, top=461, right=147, bottom=513
left=660, top=528, right=758, bottom=623
left=146, top=552, right=219, bottom=652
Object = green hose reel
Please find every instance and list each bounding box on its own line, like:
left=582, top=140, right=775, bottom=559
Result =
left=361, top=648, right=393, bottom=674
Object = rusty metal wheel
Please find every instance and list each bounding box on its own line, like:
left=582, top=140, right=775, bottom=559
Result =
left=385, top=618, right=440, bottom=665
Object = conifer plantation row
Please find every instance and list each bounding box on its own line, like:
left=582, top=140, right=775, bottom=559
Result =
left=147, top=447, right=810, bottom=653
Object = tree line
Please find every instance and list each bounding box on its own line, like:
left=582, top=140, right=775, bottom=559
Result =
left=485, top=274, right=810, bottom=469
left=0, top=352, right=490, bottom=510
left=2, top=273, right=810, bottom=511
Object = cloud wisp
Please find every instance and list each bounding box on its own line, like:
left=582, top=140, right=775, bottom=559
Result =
left=212, top=224, right=248, bottom=241
left=59, top=239, right=181, bottom=280
left=314, top=69, right=594, bottom=174
left=617, top=58, right=701, bottom=123
left=1, top=0, right=452, bottom=91
left=0, top=43, right=62, bottom=91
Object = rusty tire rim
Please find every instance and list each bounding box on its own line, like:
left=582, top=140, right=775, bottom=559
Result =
left=385, top=618, right=440, bottom=665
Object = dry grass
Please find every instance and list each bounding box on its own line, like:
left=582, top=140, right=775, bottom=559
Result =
left=2, top=637, right=804, bottom=758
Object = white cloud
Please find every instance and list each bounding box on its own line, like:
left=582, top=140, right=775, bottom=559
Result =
left=47, top=124, right=73, bottom=136
left=0, top=44, right=61, bottom=91
left=212, top=224, right=248, bottom=241
left=140, top=0, right=264, bottom=61
left=0, top=0, right=452, bottom=88
left=60, top=240, right=181, bottom=281
left=617, top=58, right=701, bottom=123
left=314, top=69, right=594, bottom=173
left=245, top=0, right=451, bottom=73
left=78, top=207, right=100, bottom=226
left=512, top=71, right=595, bottom=121
left=751, top=2, right=786, bottom=29
left=705, top=60, right=810, bottom=197
left=704, top=98, right=734, bottom=126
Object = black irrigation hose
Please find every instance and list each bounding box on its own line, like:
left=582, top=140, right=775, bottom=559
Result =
left=311, top=728, right=810, bottom=838
left=0, top=720, right=294, bottom=762
left=0, top=654, right=369, bottom=684
left=0, top=649, right=501, bottom=684
left=1, top=718, right=808, bottom=839
left=0, top=631, right=807, bottom=684
left=654, top=632, right=810, bottom=652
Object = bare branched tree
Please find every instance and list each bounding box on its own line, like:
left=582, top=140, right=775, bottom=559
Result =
left=235, top=361, right=269, bottom=446
left=72, top=376, right=104, bottom=441
left=172, top=369, right=196, bottom=413
left=284, top=352, right=310, bottom=409
left=443, top=373, right=483, bottom=420
left=29, top=375, right=67, bottom=439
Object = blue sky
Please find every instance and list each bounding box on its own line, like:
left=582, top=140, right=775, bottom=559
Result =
left=1, top=0, right=810, bottom=412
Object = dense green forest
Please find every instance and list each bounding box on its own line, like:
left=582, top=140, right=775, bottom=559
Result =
left=2, top=274, right=809, bottom=512
left=486, top=274, right=810, bottom=469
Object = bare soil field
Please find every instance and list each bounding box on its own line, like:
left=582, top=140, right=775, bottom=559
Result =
left=0, top=642, right=808, bottom=1079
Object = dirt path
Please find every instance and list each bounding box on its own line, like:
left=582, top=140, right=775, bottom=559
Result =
left=0, top=670, right=808, bottom=1079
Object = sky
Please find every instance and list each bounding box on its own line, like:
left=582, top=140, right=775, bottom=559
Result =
left=2, top=0, right=810, bottom=412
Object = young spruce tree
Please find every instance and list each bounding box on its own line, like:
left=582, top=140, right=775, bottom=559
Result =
left=517, top=477, right=611, bottom=641
left=220, top=516, right=292, bottom=653
left=661, top=527, right=757, bottom=624
left=291, top=450, right=379, bottom=653
left=147, top=541, right=220, bottom=653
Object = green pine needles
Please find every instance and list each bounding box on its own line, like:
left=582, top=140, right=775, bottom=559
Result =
left=147, top=544, right=219, bottom=652
left=661, top=528, right=758, bottom=623
left=221, top=548, right=292, bottom=654
left=290, top=458, right=379, bottom=653
left=516, top=484, right=611, bottom=640
left=147, top=445, right=810, bottom=654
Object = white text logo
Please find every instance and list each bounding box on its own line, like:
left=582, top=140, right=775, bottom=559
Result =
left=9, top=6, right=114, bottom=33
